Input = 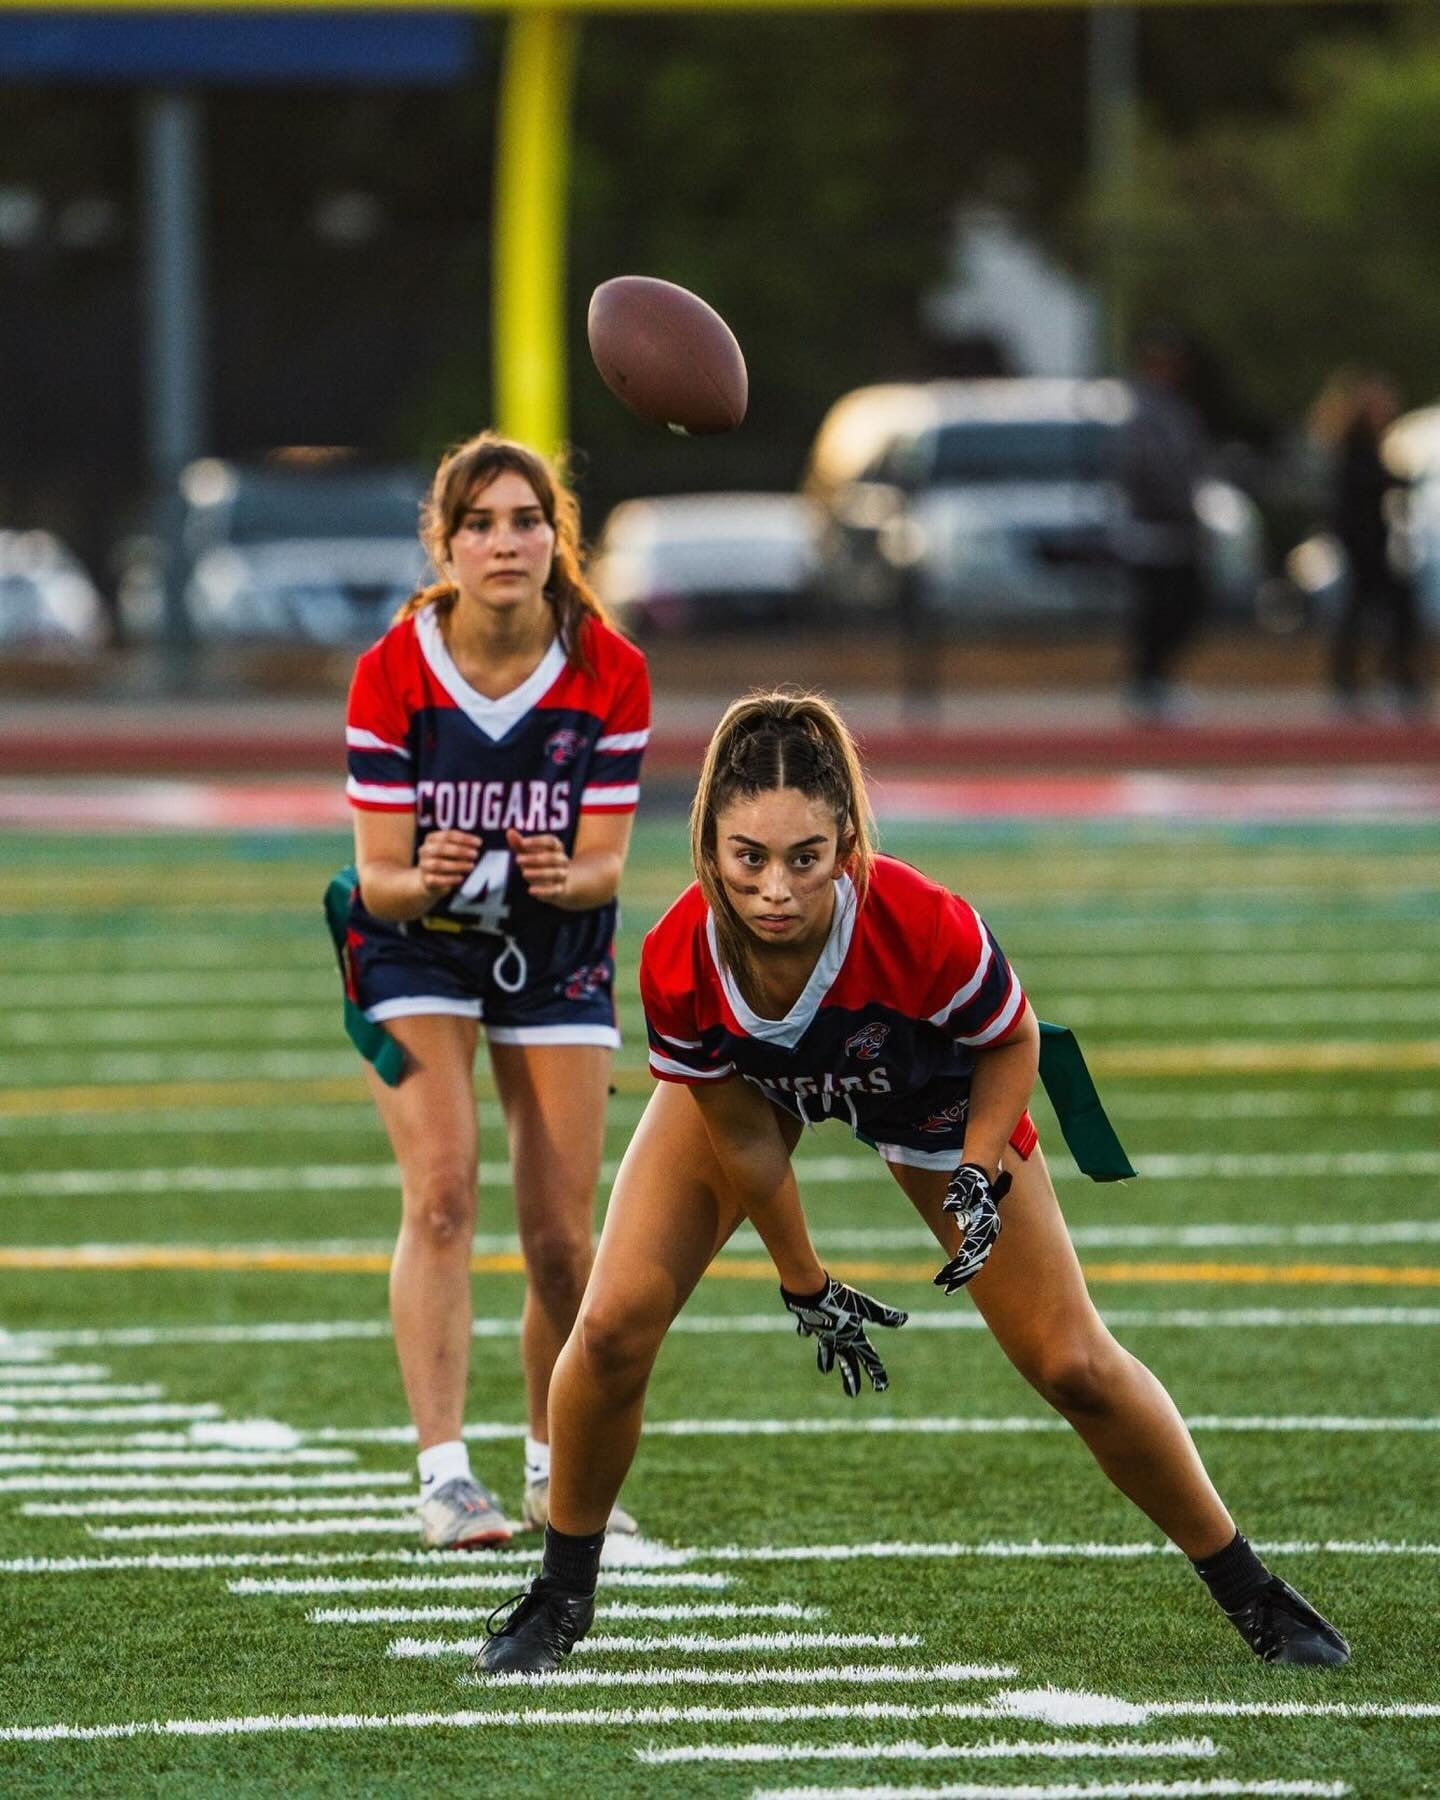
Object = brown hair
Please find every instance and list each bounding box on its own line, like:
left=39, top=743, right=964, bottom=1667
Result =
left=395, top=431, right=607, bottom=665
left=690, top=689, right=876, bottom=1000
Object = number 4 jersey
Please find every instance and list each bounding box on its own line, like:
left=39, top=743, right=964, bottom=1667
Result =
left=346, top=607, right=648, bottom=921
left=641, top=855, right=1037, bottom=1170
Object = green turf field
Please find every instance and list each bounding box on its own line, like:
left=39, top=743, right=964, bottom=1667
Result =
left=1, top=813, right=1437, bottom=1798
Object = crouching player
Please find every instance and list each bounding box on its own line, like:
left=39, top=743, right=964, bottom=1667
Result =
left=474, top=689, right=1349, bottom=1673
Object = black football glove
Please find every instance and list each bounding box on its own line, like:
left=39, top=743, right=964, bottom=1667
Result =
left=933, top=1163, right=1012, bottom=1294
left=779, top=1272, right=909, bottom=1397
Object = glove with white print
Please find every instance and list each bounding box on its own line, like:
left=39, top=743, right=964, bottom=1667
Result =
left=933, top=1163, right=1012, bottom=1294
left=779, top=1273, right=909, bottom=1398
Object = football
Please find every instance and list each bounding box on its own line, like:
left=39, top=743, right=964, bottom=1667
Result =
left=586, top=275, right=747, bottom=435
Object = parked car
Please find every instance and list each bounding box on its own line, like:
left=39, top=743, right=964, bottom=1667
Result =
left=0, top=530, right=108, bottom=653
left=121, top=459, right=429, bottom=646
left=806, top=379, right=1264, bottom=626
left=589, top=492, right=824, bottom=637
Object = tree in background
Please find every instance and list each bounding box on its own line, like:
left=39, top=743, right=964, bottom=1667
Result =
left=1099, top=15, right=1440, bottom=442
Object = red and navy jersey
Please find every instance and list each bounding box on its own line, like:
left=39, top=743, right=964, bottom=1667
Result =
left=345, top=607, right=649, bottom=935
left=641, top=856, right=1027, bottom=1147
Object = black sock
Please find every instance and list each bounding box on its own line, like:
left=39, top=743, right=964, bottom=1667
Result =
left=1191, top=1531, right=1270, bottom=1612
left=542, top=1522, right=605, bottom=1596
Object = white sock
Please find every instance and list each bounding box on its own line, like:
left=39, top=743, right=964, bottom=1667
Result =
left=524, top=1434, right=551, bottom=1487
left=417, top=1439, right=471, bottom=1499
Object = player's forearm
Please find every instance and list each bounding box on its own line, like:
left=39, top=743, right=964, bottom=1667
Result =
left=718, top=1154, right=825, bottom=1293
left=357, top=859, right=433, bottom=923
left=961, top=1006, right=1040, bottom=1175
left=550, top=848, right=625, bottom=911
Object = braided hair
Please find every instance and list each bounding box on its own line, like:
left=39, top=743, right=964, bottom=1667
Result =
left=690, top=690, right=876, bottom=1002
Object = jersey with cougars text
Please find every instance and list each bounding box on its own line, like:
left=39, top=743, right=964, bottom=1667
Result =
left=345, top=607, right=649, bottom=937
left=641, top=856, right=1029, bottom=1155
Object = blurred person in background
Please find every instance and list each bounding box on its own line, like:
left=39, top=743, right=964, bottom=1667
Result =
left=472, top=689, right=1349, bottom=1678
left=1308, top=369, right=1429, bottom=719
left=335, top=432, right=650, bottom=1548
left=1118, top=328, right=1214, bottom=723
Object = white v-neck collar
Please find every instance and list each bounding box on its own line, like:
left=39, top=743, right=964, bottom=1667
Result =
left=706, top=875, right=858, bottom=1048
left=416, top=607, right=566, bottom=742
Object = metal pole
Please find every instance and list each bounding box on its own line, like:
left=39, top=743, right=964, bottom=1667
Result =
left=140, top=88, right=206, bottom=679
left=494, top=12, right=578, bottom=456
left=1086, top=1, right=1138, bottom=374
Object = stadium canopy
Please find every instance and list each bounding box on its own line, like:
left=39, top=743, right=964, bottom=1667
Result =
left=3, top=0, right=1359, bottom=463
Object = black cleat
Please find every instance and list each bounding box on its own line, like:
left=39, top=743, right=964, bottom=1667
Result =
left=470, top=1576, right=594, bottom=1676
left=1223, top=1576, right=1351, bottom=1667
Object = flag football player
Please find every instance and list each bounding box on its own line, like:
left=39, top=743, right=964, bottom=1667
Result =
left=474, top=689, right=1348, bottom=1671
left=340, top=432, right=649, bottom=1548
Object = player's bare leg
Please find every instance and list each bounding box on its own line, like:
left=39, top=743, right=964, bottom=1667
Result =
left=367, top=1014, right=511, bottom=1547
left=473, top=1082, right=762, bottom=1675
left=545, top=1081, right=763, bottom=1533
left=488, top=1041, right=610, bottom=1444
left=889, top=1146, right=1348, bottom=1665
left=889, top=1145, right=1234, bottom=1555
left=366, top=1014, right=482, bottom=1449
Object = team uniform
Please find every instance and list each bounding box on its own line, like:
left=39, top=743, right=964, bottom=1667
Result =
left=344, top=607, right=649, bottom=1046
left=641, top=854, right=1037, bottom=1169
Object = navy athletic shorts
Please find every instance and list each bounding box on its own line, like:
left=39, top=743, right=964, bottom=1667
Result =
left=345, top=900, right=620, bottom=1048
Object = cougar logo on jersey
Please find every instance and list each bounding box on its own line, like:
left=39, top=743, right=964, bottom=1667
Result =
left=545, top=727, right=583, bottom=768
left=563, top=961, right=608, bottom=1002
left=845, top=1021, right=890, bottom=1061
left=919, top=1099, right=968, bottom=1134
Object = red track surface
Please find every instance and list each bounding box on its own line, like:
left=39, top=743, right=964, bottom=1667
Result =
left=2, top=719, right=1438, bottom=777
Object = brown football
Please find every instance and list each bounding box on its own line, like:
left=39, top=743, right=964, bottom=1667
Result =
left=587, top=276, right=747, bottom=435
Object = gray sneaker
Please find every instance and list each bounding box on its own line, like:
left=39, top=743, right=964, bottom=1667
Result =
left=417, top=1475, right=515, bottom=1550
left=521, top=1475, right=637, bottom=1536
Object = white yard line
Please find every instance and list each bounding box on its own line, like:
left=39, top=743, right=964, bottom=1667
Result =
left=1099, top=1089, right=1439, bottom=1121
left=992, top=1687, right=1440, bottom=1727
left=0, top=1471, right=407, bottom=1494
left=21, top=1218, right=1440, bottom=1262
left=0, top=1698, right=1085, bottom=1744
left=0, top=1385, right=164, bottom=1403
left=10, top=1304, right=1440, bottom=1358
left=27, top=1494, right=414, bottom=1518
left=8, top=1147, right=1440, bottom=1201
left=0, top=1449, right=353, bottom=1471
left=0, top=1405, right=221, bottom=1425
left=1, top=1086, right=1436, bottom=1137
left=752, top=1782, right=1348, bottom=1800
left=0, top=1363, right=108, bottom=1381
left=310, top=1602, right=822, bottom=1625
left=234, top=1571, right=732, bottom=1596
left=312, top=1414, right=1440, bottom=1447
left=639, top=1737, right=1219, bottom=1766
left=0, top=1051, right=359, bottom=1085
left=88, top=1517, right=424, bottom=1541
left=390, top=1632, right=922, bottom=1658
left=460, top=1663, right=1014, bottom=1693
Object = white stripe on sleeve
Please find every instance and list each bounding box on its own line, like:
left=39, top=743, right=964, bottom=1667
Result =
left=346, top=779, right=417, bottom=807
left=926, top=904, right=993, bottom=1026
left=649, top=1052, right=734, bottom=1081
left=345, top=727, right=410, bottom=758
left=953, top=973, right=1024, bottom=1047
left=595, top=729, right=651, bottom=753
left=581, top=784, right=640, bottom=808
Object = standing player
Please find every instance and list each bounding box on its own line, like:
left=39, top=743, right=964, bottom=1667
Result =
left=475, top=689, right=1349, bottom=1670
left=340, top=431, right=649, bottom=1549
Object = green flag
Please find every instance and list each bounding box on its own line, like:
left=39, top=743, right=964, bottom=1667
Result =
left=1037, top=1020, right=1136, bottom=1182
left=323, top=865, right=406, bottom=1089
